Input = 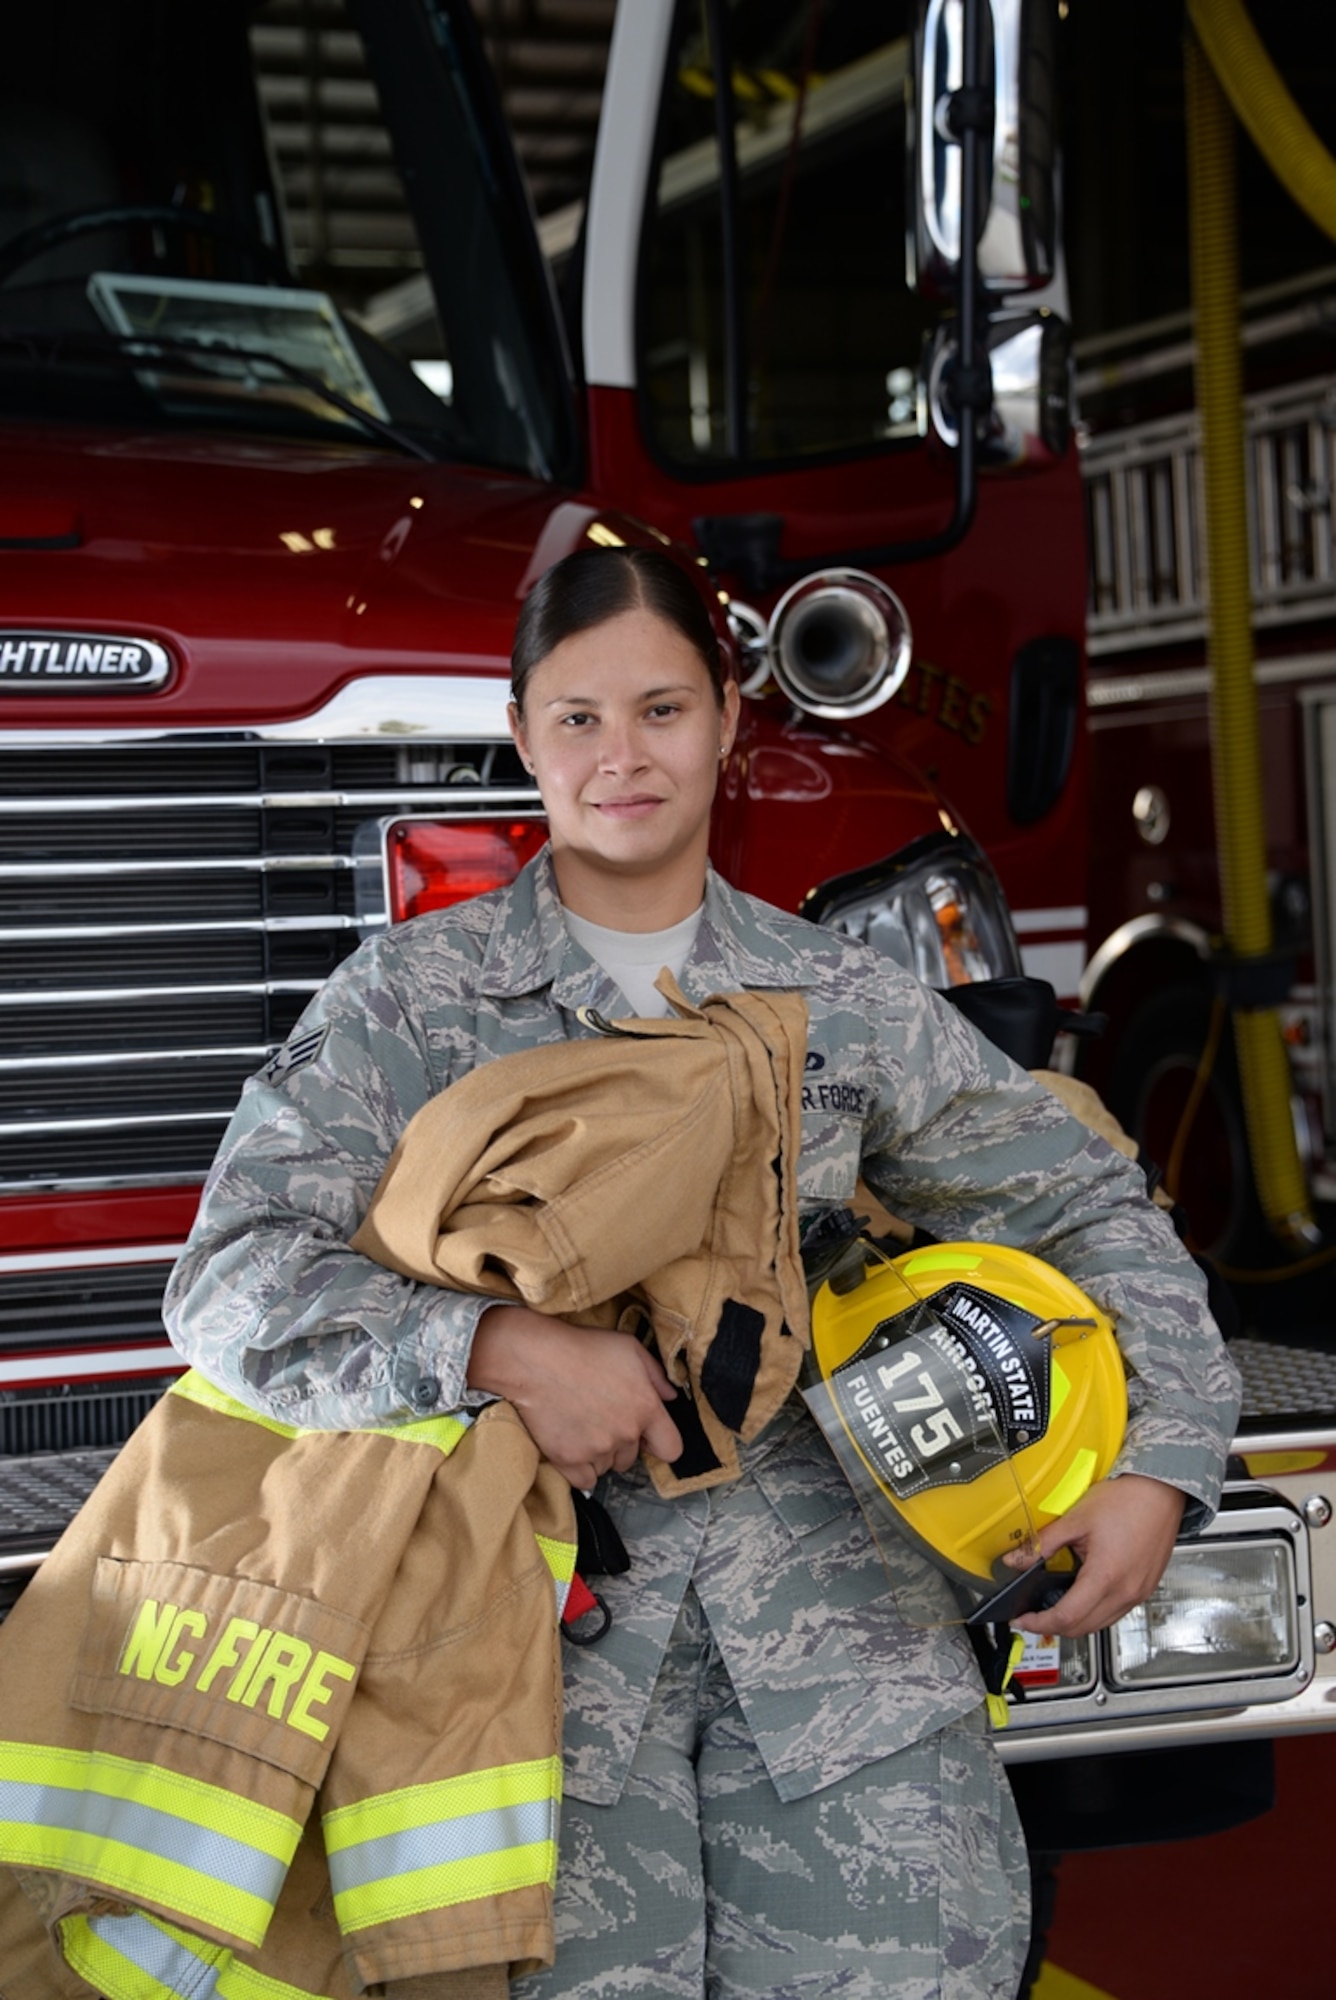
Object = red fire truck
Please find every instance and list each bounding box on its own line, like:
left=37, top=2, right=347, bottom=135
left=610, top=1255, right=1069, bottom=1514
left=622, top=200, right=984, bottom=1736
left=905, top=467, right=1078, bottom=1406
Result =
left=0, top=0, right=1078, bottom=1575
left=0, top=0, right=1332, bottom=1873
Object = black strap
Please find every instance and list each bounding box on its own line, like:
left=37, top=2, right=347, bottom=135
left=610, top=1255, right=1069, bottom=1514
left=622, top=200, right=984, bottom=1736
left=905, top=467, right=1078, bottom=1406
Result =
left=571, top=1489, right=631, bottom=1577
left=700, top=1298, right=765, bottom=1433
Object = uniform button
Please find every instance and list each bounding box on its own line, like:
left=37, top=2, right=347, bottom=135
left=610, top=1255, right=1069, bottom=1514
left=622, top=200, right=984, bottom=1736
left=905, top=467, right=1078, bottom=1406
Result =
left=411, top=1377, right=440, bottom=1411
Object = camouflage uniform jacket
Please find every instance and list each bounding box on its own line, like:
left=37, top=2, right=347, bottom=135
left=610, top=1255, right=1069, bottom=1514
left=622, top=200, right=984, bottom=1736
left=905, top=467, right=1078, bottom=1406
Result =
left=165, top=848, right=1242, bottom=1807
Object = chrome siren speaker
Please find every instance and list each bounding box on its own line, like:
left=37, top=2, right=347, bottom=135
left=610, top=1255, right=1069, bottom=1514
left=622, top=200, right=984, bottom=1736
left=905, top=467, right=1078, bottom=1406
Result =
left=768, top=569, right=913, bottom=720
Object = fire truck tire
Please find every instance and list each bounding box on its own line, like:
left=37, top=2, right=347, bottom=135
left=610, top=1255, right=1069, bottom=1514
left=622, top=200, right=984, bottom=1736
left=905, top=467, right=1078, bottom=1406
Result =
left=1106, top=984, right=1268, bottom=1264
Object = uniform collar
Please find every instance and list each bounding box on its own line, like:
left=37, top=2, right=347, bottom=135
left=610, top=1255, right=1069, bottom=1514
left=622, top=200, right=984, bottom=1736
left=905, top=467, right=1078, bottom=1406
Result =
left=477, top=847, right=815, bottom=1008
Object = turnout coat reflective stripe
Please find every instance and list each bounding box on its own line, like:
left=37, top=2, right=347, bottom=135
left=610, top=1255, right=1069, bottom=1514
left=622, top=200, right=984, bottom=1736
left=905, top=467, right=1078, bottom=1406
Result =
left=0, top=1379, right=574, bottom=1999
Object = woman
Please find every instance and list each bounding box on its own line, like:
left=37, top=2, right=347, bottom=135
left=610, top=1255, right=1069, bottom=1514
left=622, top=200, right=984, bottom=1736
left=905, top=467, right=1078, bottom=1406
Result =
left=167, top=545, right=1240, bottom=1999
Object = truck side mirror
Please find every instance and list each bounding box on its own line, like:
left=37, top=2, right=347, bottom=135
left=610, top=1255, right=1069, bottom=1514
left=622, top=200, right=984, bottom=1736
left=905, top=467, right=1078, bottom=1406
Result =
left=909, top=0, right=1058, bottom=300
left=925, top=308, right=1072, bottom=465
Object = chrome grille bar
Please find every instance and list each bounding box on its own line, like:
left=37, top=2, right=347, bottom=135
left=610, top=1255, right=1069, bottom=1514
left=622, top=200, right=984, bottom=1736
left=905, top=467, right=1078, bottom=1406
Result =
left=0, top=856, right=357, bottom=875
left=0, top=1047, right=271, bottom=1071
left=0, top=728, right=537, bottom=1188
left=0, top=786, right=539, bottom=814
left=4, top=982, right=324, bottom=1004
left=0, top=917, right=362, bottom=940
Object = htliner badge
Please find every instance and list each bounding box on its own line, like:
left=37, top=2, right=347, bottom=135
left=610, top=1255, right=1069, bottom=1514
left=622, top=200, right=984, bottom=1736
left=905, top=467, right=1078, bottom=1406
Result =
left=0, top=632, right=171, bottom=688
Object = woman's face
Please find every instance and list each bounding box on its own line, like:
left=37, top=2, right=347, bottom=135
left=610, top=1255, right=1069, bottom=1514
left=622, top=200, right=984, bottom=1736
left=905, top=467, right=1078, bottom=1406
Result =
left=508, top=606, right=739, bottom=926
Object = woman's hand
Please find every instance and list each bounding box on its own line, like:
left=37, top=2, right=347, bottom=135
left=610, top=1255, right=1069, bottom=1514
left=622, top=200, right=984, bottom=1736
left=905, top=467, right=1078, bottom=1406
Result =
left=466, top=1303, right=684, bottom=1489
left=1004, top=1473, right=1186, bottom=1638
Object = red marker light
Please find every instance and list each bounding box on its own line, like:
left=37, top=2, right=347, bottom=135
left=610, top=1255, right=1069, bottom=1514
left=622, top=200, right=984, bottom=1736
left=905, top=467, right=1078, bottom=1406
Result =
left=385, top=817, right=548, bottom=922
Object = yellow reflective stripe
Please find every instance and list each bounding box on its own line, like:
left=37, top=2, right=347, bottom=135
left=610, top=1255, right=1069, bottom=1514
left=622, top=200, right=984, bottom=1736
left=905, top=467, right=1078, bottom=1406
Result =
left=0, top=1741, right=300, bottom=1950
left=169, top=1370, right=471, bottom=1457
left=384, top=1411, right=472, bottom=1454
left=1038, top=1445, right=1099, bottom=1518
left=534, top=1531, right=577, bottom=1617
left=323, top=1755, right=562, bottom=1853
left=985, top=1635, right=1028, bottom=1731
left=61, top=1908, right=225, bottom=2000
left=1, top=1822, right=274, bottom=1945
left=0, top=1741, right=298, bottom=1855
left=220, top=1953, right=337, bottom=2000
left=169, top=1372, right=303, bottom=1438
left=323, top=1756, right=561, bottom=1934
left=534, top=1533, right=576, bottom=1587
left=333, top=1835, right=557, bottom=1933
left=13, top=1823, right=271, bottom=1948
left=62, top=1908, right=336, bottom=2000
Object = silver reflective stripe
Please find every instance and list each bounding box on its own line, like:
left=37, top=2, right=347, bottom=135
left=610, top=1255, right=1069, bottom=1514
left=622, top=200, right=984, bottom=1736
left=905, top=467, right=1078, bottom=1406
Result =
left=72, top=1907, right=336, bottom=2000
left=83, top=1908, right=222, bottom=1993
left=327, top=1796, right=556, bottom=1895
left=0, top=1776, right=288, bottom=1906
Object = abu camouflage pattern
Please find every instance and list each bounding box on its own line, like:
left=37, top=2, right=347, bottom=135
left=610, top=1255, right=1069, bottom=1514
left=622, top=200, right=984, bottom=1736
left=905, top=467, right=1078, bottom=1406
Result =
left=166, top=847, right=1242, bottom=1805
left=509, top=1588, right=1030, bottom=2000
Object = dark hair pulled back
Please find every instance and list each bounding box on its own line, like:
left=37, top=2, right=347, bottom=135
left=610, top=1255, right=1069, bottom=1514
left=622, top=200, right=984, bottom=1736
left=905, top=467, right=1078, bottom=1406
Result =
left=510, top=545, right=725, bottom=712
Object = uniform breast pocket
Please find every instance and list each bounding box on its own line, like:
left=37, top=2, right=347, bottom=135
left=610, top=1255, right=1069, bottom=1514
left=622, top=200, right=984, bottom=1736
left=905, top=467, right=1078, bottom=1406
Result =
left=797, top=1108, right=864, bottom=1205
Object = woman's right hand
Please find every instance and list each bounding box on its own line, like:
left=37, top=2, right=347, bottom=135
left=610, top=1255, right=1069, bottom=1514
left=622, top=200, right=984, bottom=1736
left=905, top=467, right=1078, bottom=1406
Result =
left=466, top=1303, right=685, bottom=1489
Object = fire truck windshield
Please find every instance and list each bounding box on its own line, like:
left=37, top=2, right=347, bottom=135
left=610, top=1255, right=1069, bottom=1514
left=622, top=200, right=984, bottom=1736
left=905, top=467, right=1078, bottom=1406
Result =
left=0, top=0, right=577, bottom=480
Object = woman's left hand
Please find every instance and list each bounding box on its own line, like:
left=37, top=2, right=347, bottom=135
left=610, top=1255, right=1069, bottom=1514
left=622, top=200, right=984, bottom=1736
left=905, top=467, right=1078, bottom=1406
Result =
left=1003, top=1473, right=1186, bottom=1638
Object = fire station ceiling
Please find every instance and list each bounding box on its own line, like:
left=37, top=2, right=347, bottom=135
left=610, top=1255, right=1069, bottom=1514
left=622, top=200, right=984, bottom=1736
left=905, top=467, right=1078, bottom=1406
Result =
left=468, top=0, right=617, bottom=215
left=254, top=0, right=614, bottom=282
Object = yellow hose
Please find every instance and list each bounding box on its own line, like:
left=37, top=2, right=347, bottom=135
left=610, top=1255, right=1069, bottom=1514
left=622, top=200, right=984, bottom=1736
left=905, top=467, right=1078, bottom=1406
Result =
left=1185, top=32, right=1317, bottom=1248
left=1187, top=0, right=1336, bottom=245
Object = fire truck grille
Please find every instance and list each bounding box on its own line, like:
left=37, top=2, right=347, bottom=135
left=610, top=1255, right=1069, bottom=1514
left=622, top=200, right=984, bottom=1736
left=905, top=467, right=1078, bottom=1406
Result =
left=0, top=1259, right=181, bottom=1458
left=0, top=1261, right=177, bottom=1346
left=0, top=1385, right=174, bottom=1459
left=0, top=1258, right=181, bottom=1559
left=0, top=735, right=536, bottom=1190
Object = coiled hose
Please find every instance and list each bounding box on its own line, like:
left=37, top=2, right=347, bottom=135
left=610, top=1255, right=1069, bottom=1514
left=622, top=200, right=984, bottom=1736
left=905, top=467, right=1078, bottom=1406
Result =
left=1183, top=9, right=1330, bottom=1248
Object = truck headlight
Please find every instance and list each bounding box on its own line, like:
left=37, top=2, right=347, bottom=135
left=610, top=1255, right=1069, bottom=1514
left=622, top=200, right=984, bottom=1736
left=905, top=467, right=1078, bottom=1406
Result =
left=998, top=1498, right=1312, bottom=1736
left=1108, top=1538, right=1300, bottom=1687
left=803, top=833, right=1023, bottom=987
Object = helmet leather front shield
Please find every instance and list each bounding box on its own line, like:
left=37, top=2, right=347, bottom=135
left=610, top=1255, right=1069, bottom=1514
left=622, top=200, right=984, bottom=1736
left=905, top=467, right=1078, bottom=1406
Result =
left=804, top=1243, right=1128, bottom=1628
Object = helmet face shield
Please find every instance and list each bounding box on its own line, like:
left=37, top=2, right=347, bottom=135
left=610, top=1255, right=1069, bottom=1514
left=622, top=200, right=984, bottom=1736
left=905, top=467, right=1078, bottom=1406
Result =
left=805, top=1243, right=1128, bottom=1623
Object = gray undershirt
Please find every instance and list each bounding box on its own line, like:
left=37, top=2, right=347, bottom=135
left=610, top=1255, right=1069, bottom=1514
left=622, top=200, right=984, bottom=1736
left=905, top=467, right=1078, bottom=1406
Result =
left=564, top=905, right=704, bottom=1018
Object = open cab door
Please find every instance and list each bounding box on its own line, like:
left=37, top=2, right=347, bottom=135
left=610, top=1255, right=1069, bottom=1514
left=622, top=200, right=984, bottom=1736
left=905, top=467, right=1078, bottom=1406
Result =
left=577, top=0, right=1089, bottom=993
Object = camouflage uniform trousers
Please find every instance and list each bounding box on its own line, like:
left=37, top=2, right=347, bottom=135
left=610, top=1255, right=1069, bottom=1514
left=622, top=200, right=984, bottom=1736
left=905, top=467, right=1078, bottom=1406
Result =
left=514, top=1585, right=1029, bottom=2000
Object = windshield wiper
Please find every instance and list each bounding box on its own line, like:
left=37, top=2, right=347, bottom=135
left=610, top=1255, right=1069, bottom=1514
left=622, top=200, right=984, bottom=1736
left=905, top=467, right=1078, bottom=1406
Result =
left=0, top=325, right=441, bottom=462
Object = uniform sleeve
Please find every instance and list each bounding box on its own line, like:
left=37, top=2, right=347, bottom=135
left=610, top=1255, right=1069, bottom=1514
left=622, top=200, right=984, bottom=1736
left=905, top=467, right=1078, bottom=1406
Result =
left=857, top=975, right=1242, bottom=1529
left=162, top=933, right=495, bottom=1430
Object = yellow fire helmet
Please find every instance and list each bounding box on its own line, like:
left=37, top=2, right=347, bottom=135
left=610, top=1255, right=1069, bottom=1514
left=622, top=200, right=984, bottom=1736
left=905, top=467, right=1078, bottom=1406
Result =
left=808, top=1240, right=1128, bottom=1598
